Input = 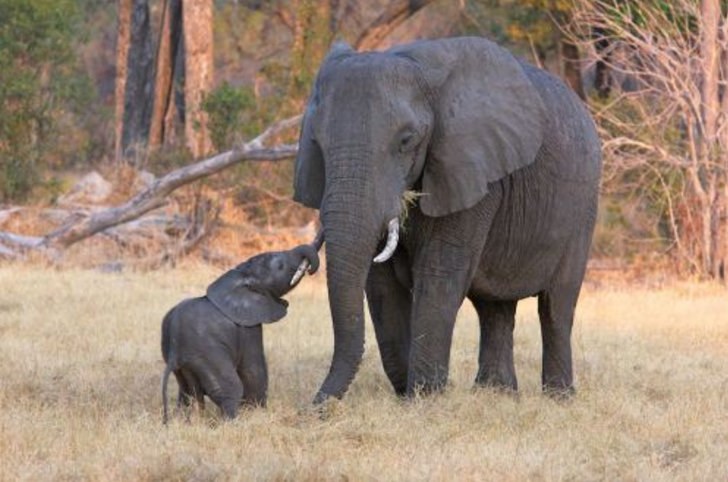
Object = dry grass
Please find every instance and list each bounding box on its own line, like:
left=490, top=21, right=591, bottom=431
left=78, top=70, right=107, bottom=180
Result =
left=1, top=266, right=726, bottom=481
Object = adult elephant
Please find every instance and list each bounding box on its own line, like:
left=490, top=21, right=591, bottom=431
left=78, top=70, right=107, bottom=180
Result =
left=293, top=37, right=601, bottom=403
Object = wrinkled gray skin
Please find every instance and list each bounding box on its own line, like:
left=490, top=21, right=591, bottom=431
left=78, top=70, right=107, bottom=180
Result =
left=293, top=37, right=601, bottom=403
left=161, top=244, right=319, bottom=422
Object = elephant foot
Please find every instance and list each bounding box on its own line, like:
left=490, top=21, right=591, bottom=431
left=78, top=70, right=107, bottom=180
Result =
left=474, top=369, right=518, bottom=393
left=542, top=382, right=576, bottom=401
left=388, top=377, right=408, bottom=398
left=405, top=373, right=450, bottom=398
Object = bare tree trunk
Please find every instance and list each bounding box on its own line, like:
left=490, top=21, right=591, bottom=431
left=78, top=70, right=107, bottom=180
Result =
left=561, top=38, right=586, bottom=100
left=119, top=0, right=156, bottom=163
left=701, top=0, right=720, bottom=143
left=700, top=0, right=721, bottom=277
left=165, top=30, right=186, bottom=146
left=354, top=0, right=435, bottom=51
left=592, top=26, right=612, bottom=99
left=720, top=13, right=728, bottom=283
left=149, top=0, right=182, bottom=149
left=182, top=0, right=214, bottom=158
left=114, top=0, right=133, bottom=160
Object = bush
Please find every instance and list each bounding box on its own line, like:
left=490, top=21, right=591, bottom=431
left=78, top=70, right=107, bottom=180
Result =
left=202, top=83, right=256, bottom=151
left=0, top=0, right=89, bottom=201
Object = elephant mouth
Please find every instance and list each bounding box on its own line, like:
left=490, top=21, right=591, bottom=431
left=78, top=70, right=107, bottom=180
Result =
left=371, top=190, right=423, bottom=264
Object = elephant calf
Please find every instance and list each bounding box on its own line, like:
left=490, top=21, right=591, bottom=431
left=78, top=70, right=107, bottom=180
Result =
left=161, top=243, right=319, bottom=422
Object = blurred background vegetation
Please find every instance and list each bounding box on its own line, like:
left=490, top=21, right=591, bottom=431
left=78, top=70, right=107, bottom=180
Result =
left=0, top=0, right=726, bottom=279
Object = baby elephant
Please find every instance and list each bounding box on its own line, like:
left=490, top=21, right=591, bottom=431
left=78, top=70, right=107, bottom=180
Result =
left=161, top=243, right=319, bottom=422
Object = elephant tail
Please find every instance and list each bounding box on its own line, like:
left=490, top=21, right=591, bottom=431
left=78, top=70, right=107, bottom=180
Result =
left=162, top=363, right=173, bottom=425
left=161, top=307, right=177, bottom=425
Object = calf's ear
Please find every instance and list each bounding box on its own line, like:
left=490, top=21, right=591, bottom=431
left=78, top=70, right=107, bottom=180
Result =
left=207, top=270, right=288, bottom=326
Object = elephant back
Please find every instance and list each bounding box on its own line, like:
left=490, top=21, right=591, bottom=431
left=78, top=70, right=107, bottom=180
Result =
left=520, top=61, right=602, bottom=185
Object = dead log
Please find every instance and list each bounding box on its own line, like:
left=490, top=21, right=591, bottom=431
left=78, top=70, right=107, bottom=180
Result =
left=0, top=116, right=301, bottom=258
left=159, top=195, right=221, bottom=267
left=0, top=231, right=43, bottom=248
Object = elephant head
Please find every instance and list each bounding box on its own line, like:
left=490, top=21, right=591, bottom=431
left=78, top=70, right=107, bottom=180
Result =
left=206, top=244, right=320, bottom=327
left=293, top=38, right=548, bottom=402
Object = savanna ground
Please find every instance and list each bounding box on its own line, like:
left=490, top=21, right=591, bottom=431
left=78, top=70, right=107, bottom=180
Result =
left=1, top=266, right=727, bottom=481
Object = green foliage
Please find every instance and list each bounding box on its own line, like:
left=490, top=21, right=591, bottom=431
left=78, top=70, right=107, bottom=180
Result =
left=202, top=82, right=257, bottom=151
left=0, top=0, right=90, bottom=201
left=288, top=0, right=334, bottom=103
left=458, top=0, right=571, bottom=58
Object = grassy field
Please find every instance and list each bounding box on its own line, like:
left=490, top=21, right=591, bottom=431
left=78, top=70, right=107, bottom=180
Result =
left=1, top=266, right=726, bottom=480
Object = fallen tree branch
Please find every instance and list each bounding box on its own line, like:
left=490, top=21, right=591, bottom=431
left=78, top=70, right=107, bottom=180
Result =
left=0, top=115, right=301, bottom=258
left=0, top=231, right=43, bottom=248
left=164, top=196, right=221, bottom=263
left=0, top=242, right=18, bottom=259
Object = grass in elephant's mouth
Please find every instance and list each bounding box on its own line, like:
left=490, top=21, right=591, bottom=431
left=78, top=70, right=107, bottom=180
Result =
left=400, top=189, right=424, bottom=225
left=1, top=267, right=727, bottom=480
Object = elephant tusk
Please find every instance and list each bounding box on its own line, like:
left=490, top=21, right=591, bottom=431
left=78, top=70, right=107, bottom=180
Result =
left=373, top=218, right=399, bottom=263
left=290, top=259, right=309, bottom=286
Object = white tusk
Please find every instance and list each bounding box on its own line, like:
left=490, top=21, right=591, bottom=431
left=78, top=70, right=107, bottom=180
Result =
left=290, top=259, right=310, bottom=286
left=373, top=218, right=399, bottom=263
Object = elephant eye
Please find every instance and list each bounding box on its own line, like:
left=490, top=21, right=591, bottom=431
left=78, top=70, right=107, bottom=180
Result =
left=398, top=129, right=419, bottom=154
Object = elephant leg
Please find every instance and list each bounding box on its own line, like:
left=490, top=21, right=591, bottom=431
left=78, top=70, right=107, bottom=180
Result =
left=239, top=325, right=268, bottom=407
left=406, top=275, right=464, bottom=396
left=405, top=195, right=499, bottom=396
left=174, top=370, right=187, bottom=408
left=178, top=368, right=205, bottom=421
left=538, top=290, right=575, bottom=395
left=537, top=231, right=592, bottom=396
left=365, top=254, right=412, bottom=396
left=407, top=208, right=500, bottom=395
left=193, top=360, right=244, bottom=419
left=174, top=370, right=193, bottom=409
left=472, top=299, right=518, bottom=391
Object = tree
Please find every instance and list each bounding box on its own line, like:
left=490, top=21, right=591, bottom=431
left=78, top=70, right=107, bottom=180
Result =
left=458, top=0, right=585, bottom=99
left=572, top=0, right=728, bottom=279
left=114, top=0, right=213, bottom=161
left=288, top=0, right=335, bottom=103
left=0, top=0, right=87, bottom=200
left=148, top=0, right=182, bottom=150
left=118, top=0, right=155, bottom=161
left=114, top=0, right=132, bottom=160
left=182, top=0, right=214, bottom=158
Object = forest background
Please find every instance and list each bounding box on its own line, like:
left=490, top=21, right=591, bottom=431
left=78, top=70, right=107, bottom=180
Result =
left=1, top=0, right=727, bottom=283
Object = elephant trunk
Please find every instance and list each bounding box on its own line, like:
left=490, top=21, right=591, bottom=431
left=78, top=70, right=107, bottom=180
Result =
left=289, top=240, right=322, bottom=287
left=314, top=159, right=379, bottom=403
left=295, top=243, right=320, bottom=274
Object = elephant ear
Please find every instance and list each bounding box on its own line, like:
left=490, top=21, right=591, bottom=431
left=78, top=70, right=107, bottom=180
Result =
left=293, top=42, right=354, bottom=209
left=206, top=269, right=288, bottom=327
left=393, top=38, right=548, bottom=217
